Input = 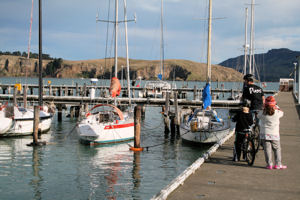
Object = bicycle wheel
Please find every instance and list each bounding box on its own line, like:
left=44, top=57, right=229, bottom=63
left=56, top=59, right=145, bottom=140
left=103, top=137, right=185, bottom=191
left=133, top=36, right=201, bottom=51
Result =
left=246, top=139, right=256, bottom=166
left=253, top=125, right=260, bottom=153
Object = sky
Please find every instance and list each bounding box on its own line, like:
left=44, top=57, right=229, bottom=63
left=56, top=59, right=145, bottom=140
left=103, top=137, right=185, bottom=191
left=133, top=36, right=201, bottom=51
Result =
left=0, top=0, right=300, bottom=64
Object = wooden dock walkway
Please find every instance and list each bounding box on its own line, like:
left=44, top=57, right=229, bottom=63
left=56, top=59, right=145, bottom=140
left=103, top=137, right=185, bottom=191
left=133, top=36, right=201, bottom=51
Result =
left=162, top=92, right=300, bottom=200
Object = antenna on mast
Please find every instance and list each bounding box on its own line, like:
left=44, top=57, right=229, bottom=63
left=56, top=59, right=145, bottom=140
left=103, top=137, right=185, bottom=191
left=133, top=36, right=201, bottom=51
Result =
left=96, top=0, right=136, bottom=77
left=243, top=7, right=249, bottom=75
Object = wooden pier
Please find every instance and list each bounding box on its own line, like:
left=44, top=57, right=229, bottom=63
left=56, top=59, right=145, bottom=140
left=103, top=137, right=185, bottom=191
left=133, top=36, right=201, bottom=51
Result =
left=0, top=83, right=276, bottom=107
left=0, top=83, right=277, bottom=125
left=152, top=92, right=300, bottom=200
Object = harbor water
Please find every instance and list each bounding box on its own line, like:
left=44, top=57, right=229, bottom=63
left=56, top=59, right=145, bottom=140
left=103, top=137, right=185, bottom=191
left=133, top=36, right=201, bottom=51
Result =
left=0, top=77, right=279, bottom=199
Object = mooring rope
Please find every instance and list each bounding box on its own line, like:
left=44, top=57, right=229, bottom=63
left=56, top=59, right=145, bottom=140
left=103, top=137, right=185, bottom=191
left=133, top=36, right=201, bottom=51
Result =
left=141, top=119, right=164, bottom=131
left=63, top=122, right=79, bottom=141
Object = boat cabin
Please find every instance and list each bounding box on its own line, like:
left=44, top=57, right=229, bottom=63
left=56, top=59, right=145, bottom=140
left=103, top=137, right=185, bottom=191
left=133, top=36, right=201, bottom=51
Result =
left=141, top=81, right=176, bottom=98
left=279, top=78, right=294, bottom=92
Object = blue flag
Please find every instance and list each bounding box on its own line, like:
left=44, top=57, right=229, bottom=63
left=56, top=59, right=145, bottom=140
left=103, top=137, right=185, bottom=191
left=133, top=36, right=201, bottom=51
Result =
left=157, top=74, right=162, bottom=80
left=202, top=83, right=211, bottom=109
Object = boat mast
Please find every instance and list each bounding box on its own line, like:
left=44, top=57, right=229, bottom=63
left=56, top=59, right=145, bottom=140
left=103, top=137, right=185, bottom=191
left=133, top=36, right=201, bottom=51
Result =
left=243, top=7, right=249, bottom=75
left=38, top=0, right=43, bottom=106
left=207, top=0, right=212, bottom=83
left=160, top=0, right=164, bottom=80
left=123, top=0, right=131, bottom=106
left=249, top=0, right=255, bottom=75
left=27, top=0, right=34, bottom=61
left=114, top=0, right=119, bottom=78
left=96, top=0, right=135, bottom=105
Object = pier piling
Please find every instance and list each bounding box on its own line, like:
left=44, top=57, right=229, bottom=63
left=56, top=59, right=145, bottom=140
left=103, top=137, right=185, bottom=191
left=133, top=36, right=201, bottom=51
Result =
left=57, top=104, right=62, bottom=122
left=170, top=116, right=176, bottom=134
left=33, top=105, right=39, bottom=144
left=70, top=106, right=75, bottom=119
left=83, top=83, right=87, bottom=97
left=64, top=86, right=68, bottom=96
left=23, top=85, right=28, bottom=108
left=26, top=105, right=46, bottom=147
left=130, top=105, right=143, bottom=151
left=13, top=87, right=17, bottom=106
left=49, top=84, right=52, bottom=95
left=193, top=85, right=197, bottom=100
left=174, top=91, right=180, bottom=134
left=164, top=92, right=170, bottom=134
left=75, top=83, right=79, bottom=96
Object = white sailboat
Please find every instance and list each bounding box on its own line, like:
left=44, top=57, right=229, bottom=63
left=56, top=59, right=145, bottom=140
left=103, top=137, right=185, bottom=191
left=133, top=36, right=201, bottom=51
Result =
left=0, top=92, right=53, bottom=137
left=180, top=0, right=230, bottom=144
left=139, top=0, right=176, bottom=98
left=77, top=0, right=134, bottom=145
left=0, top=0, right=53, bottom=137
left=2, top=106, right=52, bottom=137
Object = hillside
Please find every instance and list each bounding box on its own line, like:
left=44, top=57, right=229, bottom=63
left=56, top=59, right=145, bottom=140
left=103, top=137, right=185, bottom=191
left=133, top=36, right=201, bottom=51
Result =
left=219, top=48, right=300, bottom=82
left=0, top=55, right=244, bottom=82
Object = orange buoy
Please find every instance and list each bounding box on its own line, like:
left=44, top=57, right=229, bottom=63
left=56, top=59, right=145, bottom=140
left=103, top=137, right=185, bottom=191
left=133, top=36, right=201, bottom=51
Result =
left=129, top=147, right=144, bottom=152
left=109, top=77, right=121, bottom=97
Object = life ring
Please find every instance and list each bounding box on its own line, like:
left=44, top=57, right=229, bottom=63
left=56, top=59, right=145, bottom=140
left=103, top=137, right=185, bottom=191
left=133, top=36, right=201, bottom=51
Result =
left=262, top=82, right=267, bottom=88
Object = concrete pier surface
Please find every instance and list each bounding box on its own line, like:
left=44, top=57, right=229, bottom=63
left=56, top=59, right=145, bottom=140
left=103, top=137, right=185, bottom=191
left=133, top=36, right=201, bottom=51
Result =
left=167, top=92, right=300, bottom=200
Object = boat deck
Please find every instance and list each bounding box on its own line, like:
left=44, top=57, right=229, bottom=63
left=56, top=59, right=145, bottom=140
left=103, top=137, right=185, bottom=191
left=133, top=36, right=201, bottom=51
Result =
left=164, top=92, right=300, bottom=200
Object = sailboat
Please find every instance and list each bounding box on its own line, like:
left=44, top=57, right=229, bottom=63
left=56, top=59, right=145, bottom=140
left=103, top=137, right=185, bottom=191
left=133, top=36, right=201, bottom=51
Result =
left=139, top=0, right=176, bottom=98
left=0, top=101, right=53, bottom=137
left=2, top=106, right=53, bottom=137
left=0, top=0, right=53, bottom=137
left=0, top=103, right=13, bottom=134
left=77, top=0, right=134, bottom=145
left=180, top=0, right=230, bottom=144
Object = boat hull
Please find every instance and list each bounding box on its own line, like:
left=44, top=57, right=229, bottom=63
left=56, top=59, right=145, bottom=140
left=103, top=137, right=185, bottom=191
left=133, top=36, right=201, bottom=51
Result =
left=1, top=107, right=53, bottom=137
left=0, top=117, right=13, bottom=134
left=180, top=125, right=230, bottom=144
left=6, top=116, right=52, bottom=136
left=77, top=118, right=134, bottom=145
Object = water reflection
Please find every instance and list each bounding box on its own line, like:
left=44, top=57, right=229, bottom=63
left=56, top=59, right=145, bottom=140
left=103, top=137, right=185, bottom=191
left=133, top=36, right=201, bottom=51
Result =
left=0, top=104, right=216, bottom=200
left=0, top=133, right=52, bottom=200
left=30, top=147, right=43, bottom=200
left=132, top=152, right=141, bottom=200
left=76, top=143, right=135, bottom=199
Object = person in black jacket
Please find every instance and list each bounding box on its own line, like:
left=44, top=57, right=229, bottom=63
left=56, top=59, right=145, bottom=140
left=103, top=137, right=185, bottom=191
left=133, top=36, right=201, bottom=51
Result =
left=242, top=74, right=265, bottom=112
left=232, top=105, right=254, bottom=161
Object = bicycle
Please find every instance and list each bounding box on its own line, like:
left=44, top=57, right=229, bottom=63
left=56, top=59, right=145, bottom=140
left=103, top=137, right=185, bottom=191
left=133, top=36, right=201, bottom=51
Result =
left=241, top=128, right=256, bottom=166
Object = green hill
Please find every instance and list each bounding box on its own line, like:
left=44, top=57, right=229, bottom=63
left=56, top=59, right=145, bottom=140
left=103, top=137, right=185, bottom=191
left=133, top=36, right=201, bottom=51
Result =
left=0, top=54, right=244, bottom=82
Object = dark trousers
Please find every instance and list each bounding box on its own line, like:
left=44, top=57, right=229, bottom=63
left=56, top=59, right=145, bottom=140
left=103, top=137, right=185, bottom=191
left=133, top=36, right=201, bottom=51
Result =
left=234, top=132, right=246, bottom=161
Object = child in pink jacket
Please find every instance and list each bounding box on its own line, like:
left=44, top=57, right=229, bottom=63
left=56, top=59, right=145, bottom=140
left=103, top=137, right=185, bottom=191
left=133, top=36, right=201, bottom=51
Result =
left=258, top=96, right=287, bottom=170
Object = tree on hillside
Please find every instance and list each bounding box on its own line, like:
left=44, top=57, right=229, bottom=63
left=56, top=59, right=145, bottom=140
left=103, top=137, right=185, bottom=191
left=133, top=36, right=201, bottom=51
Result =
left=44, top=58, right=62, bottom=77
left=4, top=59, right=9, bottom=71
left=34, top=62, right=38, bottom=73
left=12, top=51, right=21, bottom=56
left=82, top=68, right=97, bottom=78
left=169, top=65, right=191, bottom=81
left=22, top=52, right=27, bottom=57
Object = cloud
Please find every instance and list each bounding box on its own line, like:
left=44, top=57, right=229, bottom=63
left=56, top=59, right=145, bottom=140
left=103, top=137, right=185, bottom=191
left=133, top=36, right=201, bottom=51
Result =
left=130, top=0, right=160, bottom=12
left=1, top=0, right=300, bottom=63
left=256, top=26, right=300, bottom=51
